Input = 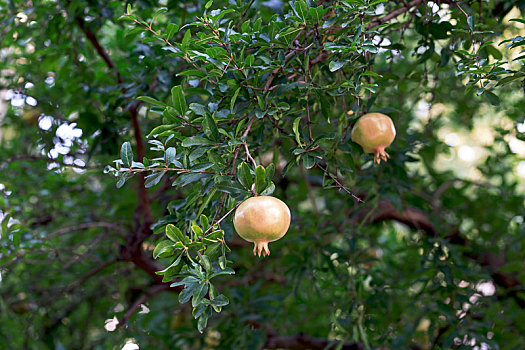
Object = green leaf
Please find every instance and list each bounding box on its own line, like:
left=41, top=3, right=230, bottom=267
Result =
left=192, top=282, right=209, bottom=307
left=171, top=86, right=187, bottom=115
left=153, top=240, right=175, bottom=259
left=200, top=215, right=209, bottom=231
left=254, top=165, right=266, bottom=195
left=237, top=162, right=253, bottom=190
left=189, top=103, right=207, bottom=116
left=211, top=294, right=229, bottom=307
left=205, top=0, right=213, bottom=9
left=192, top=303, right=209, bottom=319
left=210, top=267, right=235, bottom=278
left=147, top=124, right=176, bottom=138
left=259, top=182, right=275, bottom=196
left=293, top=117, right=303, bottom=147
left=166, top=147, right=177, bottom=165
left=329, top=60, right=344, bottom=72
left=189, top=162, right=214, bottom=172
left=166, top=224, right=187, bottom=243
left=197, top=252, right=212, bottom=273
left=166, top=23, right=179, bottom=40
left=1, top=214, right=10, bottom=239
left=137, top=96, right=167, bottom=107
left=231, top=87, right=241, bottom=112
left=484, top=90, right=500, bottom=106
left=182, top=137, right=214, bottom=147
left=295, top=0, right=309, bottom=22
left=197, top=312, right=209, bottom=333
left=467, top=15, right=475, bottom=31
left=192, top=224, right=203, bottom=237
left=257, top=95, right=265, bottom=110
left=182, top=29, right=192, bottom=52
left=302, top=155, right=315, bottom=169
left=215, top=180, right=246, bottom=195
left=120, top=142, right=133, bottom=167
left=203, top=115, right=219, bottom=142
left=265, top=163, right=275, bottom=182
left=145, top=171, right=165, bottom=188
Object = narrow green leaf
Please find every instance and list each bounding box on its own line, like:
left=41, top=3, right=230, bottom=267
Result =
left=203, top=115, right=219, bottom=142
left=192, top=283, right=209, bottom=307
left=166, top=224, right=187, bottom=243
left=153, top=240, right=175, bottom=259
left=166, top=23, right=179, bottom=40
left=211, top=294, right=229, bottom=307
left=182, top=137, right=214, bottom=147
left=231, top=87, right=241, bottom=112
left=293, top=117, right=303, bottom=147
left=254, top=165, right=266, bottom=195
left=256, top=95, right=265, bottom=110
left=237, top=162, right=253, bottom=190
left=197, top=312, right=209, bottom=333
left=145, top=171, right=165, bottom=188
left=197, top=252, right=212, bottom=273
left=171, top=86, right=187, bottom=115
left=182, top=29, right=192, bottom=52
left=329, top=60, right=344, bottom=72
left=120, top=142, right=133, bottom=167
left=166, top=147, right=177, bottom=165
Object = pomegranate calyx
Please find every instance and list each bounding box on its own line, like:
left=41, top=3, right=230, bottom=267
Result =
left=253, top=241, right=270, bottom=257
left=373, top=146, right=390, bottom=164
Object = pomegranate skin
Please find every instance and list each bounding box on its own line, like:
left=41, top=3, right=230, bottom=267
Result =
left=233, top=196, right=291, bottom=257
left=351, top=113, right=396, bottom=164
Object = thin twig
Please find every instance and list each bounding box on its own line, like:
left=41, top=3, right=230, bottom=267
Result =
left=367, top=0, right=426, bottom=29
left=317, top=164, right=364, bottom=203
left=47, top=222, right=128, bottom=240
left=117, top=284, right=173, bottom=328
left=205, top=202, right=242, bottom=235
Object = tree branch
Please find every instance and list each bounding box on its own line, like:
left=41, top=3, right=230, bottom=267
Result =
left=0, top=155, right=98, bottom=172
left=117, top=283, right=175, bottom=328
left=351, top=199, right=525, bottom=308
left=74, top=15, right=122, bottom=83
left=47, top=222, right=128, bottom=240
left=64, top=258, right=119, bottom=294
left=367, top=0, right=426, bottom=29
left=265, top=333, right=363, bottom=350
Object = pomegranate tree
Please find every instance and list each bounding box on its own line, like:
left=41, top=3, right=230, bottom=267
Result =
left=351, top=113, right=396, bottom=164
left=233, top=196, right=291, bottom=257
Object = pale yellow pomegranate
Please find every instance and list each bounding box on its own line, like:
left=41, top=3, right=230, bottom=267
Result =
left=351, top=113, right=396, bottom=164
left=233, top=196, right=291, bottom=257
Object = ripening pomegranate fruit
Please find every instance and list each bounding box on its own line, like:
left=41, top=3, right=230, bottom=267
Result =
left=233, top=196, right=291, bottom=257
left=351, top=113, right=396, bottom=164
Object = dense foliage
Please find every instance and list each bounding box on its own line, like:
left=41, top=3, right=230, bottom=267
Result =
left=1, top=0, right=524, bottom=349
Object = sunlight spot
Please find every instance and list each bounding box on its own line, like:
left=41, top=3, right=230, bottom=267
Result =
left=476, top=281, right=495, bottom=296
left=444, top=132, right=459, bottom=146
left=38, top=115, right=53, bottom=130
left=26, top=96, right=37, bottom=106
left=517, top=161, right=525, bottom=178
left=139, top=304, right=150, bottom=314
left=10, top=92, right=25, bottom=107
left=122, top=340, right=139, bottom=350
left=458, top=145, right=475, bottom=162
left=517, top=122, right=525, bottom=133
left=104, top=316, right=119, bottom=332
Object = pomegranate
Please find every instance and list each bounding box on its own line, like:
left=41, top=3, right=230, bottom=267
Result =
left=233, top=196, right=291, bottom=257
left=351, top=113, right=396, bottom=164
